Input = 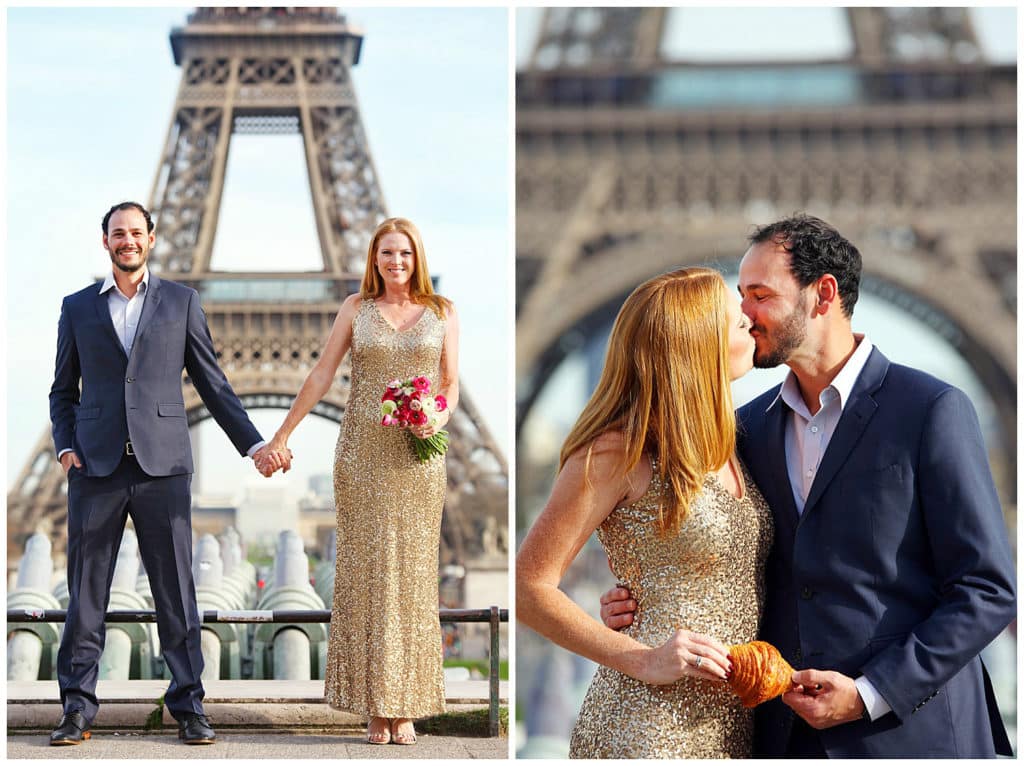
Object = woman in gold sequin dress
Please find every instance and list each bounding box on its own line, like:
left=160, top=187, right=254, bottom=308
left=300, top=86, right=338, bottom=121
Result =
left=265, top=218, right=457, bottom=746
left=517, top=268, right=774, bottom=758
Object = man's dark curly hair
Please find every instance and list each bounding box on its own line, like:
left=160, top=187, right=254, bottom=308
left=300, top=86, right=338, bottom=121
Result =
left=748, top=213, right=861, bottom=318
left=101, top=201, right=154, bottom=235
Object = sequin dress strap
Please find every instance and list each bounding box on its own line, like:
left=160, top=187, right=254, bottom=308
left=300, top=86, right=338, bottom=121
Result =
left=611, top=453, right=664, bottom=516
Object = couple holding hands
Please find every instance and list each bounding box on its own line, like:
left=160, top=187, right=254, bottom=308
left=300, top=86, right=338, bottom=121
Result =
left=49, top=202, right=457, bottom=746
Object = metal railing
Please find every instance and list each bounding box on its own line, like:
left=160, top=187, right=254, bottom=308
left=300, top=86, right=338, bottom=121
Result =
left=8, top=606, right=509, bottom=736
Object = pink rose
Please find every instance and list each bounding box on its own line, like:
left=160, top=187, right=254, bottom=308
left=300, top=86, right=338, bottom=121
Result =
left=434, top=395, right=447, bottom=411
left=382, top=389, right=397, bottom=402
left=410, top=410, right=428, bottom=426
left=412, top=376, right=431, bottom=392
left=381, top=414, right=397, bottom=427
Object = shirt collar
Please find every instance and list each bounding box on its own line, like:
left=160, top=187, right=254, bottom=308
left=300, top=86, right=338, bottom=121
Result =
left=768, top=334, right=874, bottom=415
left=100, top=267, right=150, bottom=297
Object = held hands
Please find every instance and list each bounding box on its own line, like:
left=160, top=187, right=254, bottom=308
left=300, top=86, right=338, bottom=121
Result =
left=782, top=669, right=866, bottom=729
left=253, top=441, right=293, bottom=477
left=639, top=628, right=732, bottom=686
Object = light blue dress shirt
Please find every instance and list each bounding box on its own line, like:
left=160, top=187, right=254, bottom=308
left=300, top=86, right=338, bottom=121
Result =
left=99, top=269, right=149, bottom=357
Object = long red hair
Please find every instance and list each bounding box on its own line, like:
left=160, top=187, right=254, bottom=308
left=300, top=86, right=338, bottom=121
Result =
left=559, top=268, right=736, bottom=535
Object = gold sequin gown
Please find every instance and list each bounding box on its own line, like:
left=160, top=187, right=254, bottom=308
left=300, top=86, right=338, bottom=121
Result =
left=324, top=298, right=447, bottom=718
left=569, top=457, right=773, bottom=758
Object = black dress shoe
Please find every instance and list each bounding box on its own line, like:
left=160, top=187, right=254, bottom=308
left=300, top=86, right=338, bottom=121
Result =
left=50, top=710, right=91, bottom=746
left=178, top=713, right=216, bottom=745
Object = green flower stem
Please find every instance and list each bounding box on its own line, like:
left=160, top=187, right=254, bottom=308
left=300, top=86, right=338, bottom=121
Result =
left=409, top=429, right=450, bottom=462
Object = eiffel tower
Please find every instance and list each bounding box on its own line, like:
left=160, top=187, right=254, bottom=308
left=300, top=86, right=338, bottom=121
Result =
left=517, top=7, right=1015, bottom=508
left=7, top=7, right=508, bottom=569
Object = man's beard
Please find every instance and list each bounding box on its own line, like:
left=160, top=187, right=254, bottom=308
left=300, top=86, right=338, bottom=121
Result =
left=753, top=293, right=807, bottom=369
left=111, top=248, right=147, bottom=274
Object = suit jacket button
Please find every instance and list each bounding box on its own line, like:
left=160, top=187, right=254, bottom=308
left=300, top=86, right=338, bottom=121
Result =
left=126, top=377, right=135, bottom=383
left=800, top=587, right=813, bottom=599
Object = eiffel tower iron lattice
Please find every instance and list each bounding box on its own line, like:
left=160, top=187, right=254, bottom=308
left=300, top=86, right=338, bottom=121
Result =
left=516, top=7, right=1015, bottom=510
left=8, top=7, right=508, bottom=569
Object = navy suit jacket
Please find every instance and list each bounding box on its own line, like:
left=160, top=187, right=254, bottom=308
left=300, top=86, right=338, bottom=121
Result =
left=738, top=347, right=1015, bottom=758
left=49, top=273, right=261, bottom=478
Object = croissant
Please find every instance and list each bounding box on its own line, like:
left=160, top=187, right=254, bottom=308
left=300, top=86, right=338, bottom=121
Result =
left=727, top=640, right=797, bottom=708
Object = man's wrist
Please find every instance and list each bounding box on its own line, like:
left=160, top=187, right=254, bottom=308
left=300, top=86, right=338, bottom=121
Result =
left=854, top=675, right=891, bottom=722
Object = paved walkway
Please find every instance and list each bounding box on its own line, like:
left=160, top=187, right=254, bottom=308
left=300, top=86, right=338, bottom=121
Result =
left=8, top=679, right=507, bottom=728
left=8, top=678, right=505, bottom=704
left=7, top=731, right=509, bottom=759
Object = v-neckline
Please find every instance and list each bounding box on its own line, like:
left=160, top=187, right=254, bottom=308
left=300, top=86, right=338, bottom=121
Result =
left=711, top=455, right=747, bottom=502
left=370, top=299, right=428, bottom=333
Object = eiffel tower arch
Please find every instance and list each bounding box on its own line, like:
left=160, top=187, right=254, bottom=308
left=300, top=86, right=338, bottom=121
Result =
left=7, top=7, right=508, bottom=569
left=516, top=7, right=1015, bottom=506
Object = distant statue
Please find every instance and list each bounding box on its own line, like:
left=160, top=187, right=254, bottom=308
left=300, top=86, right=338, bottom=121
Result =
left=481, top=516, right=500, bottom=556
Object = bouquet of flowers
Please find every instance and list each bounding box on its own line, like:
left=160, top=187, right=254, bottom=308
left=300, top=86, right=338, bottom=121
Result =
left=380, top=375, right=450, bottom=462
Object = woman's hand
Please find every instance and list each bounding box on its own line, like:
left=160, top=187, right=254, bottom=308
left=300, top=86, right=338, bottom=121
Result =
left=411, top=408, right=449, bottom=439
left=256, top=435, right=293, bottom=476
left=638, top=629, right=732, bottom=685
left=266, top=434, right=289, bottom=453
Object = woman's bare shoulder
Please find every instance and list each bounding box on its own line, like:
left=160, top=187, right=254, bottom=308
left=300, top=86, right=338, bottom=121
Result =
left=563, top=430, right=629, bottom=471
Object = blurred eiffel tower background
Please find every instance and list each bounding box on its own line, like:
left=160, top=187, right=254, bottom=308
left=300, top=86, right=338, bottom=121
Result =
left=515, top=7, right=1015, bottom=757
left=7, top=7, right=508, bottom=597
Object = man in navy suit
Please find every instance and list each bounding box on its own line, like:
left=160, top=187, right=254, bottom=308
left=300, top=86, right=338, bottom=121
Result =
left=48, top=202, right=290, bottom=745
left=600, top=214, right=1015, bottom=757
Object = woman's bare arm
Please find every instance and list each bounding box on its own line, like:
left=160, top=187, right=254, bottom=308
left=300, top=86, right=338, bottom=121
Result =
left=516, top=435, right=730, bottom=684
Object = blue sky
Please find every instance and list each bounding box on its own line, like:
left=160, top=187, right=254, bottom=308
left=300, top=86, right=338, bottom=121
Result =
left=6, top=7, right=510, bottom=498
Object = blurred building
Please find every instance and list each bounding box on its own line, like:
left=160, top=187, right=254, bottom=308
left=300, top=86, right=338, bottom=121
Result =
left=297, top=473, right=342, bottom=555
left=515, top=7, right=1016, bottom=757
left=191, top=493, right=239, bottom=539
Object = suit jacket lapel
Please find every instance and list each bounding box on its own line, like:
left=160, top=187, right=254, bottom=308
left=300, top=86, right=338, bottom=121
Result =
left=801, top=348, right=889, bottom=516
left=93, top=283, right=128, bottom=364
left=128, top=273, right=163, bottom=364
left=762, top=400, right=800, bottom=526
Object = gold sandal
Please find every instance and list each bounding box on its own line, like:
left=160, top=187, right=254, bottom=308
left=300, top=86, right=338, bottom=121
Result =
left=391, top=718, right=417, bottom=745
left=366, top=717, right=391, bottom=745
